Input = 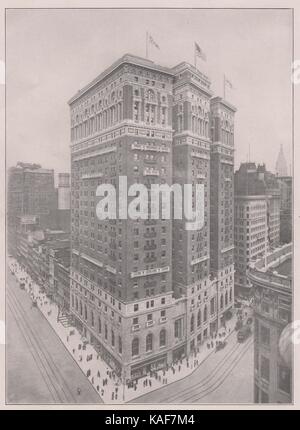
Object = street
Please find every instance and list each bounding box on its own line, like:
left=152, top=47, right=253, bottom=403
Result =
left=130, top=327, right=254, bottom=404
left=6, top=270, right=102, bottom=404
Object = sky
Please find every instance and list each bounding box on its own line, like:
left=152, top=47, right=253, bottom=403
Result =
left=6, top=8, right=293, bottom=176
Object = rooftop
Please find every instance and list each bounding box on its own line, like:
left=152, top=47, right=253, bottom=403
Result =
left=273, top=258, right=292, bottom=277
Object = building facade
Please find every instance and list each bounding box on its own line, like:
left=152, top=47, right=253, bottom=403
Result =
left=234, top=163, right=281, bottom=297
left=7, top=162, right=57, bottom=230
left=68, top=54, right=235, bottom=380
left=248, top=243, right=292, bottom=403
left=278, top=176, right=292, bottom=244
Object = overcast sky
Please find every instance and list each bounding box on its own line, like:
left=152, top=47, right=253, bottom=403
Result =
left=6, top=8, right=293, bottom=176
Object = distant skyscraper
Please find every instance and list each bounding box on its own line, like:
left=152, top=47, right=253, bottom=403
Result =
left=275, top=145, right=288, bottom=177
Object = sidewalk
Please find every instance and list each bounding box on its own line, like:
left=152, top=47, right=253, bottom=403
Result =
left=8, top=257, right=238, bottom=404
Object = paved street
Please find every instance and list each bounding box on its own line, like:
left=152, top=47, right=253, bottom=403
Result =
left=130, top=327, right=254, bottom=404
left=6, top=271, right=102, bottom=404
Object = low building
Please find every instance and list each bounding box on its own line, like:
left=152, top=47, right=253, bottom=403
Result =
left=248, top=243, right=292, bottom=403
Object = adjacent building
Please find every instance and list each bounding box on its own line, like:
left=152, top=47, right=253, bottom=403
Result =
left=7, top=162, right=57, bottom=230
left=68, top=53, right=235, bottom=380
left=248, top=243, right=292, bottom=403
left=234, top=163, right=280, bottom=297
left=278, top=176, right=292, bottom=244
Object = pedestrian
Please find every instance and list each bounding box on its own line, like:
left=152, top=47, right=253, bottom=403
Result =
left=77, top=387, right=81, bottom=396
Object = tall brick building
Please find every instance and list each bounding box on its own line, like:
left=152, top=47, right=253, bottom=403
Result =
left=68, top=54, right=236, bottom=379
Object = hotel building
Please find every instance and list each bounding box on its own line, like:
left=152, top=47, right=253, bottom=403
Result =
left=68, top=54, right=236, bottom=380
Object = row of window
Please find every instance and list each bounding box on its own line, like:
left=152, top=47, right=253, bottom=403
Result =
left=132, top=329, right=167, bottom=357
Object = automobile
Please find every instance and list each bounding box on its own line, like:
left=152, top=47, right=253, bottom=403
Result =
left=237, top=325, right=251, bottom=343
left=216, top=340, right=227, bottom=351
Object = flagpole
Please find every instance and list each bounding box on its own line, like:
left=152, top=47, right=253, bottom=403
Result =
left=146, top=31, right=149, bottom=59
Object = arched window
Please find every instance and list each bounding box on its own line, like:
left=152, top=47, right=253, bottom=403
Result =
left=190, top=314, right=195, bottom=333
left=159, top=329, right=166, bottom=347
left=204, top=305, right=207, bottom=322
left=225, top=291, right=228, bottom=306
left=220, top=295, right=224, bottom=309
left=146, top=333, right=153, bottom=352
left=132, top=338, right=139, bottom=357
left=197, top=310, right=201, bottom=327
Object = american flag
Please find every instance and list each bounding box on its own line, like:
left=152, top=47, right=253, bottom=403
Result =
left=195, top=42, right=207, bottom=61
left=224, top=75, right=234, bottom=89
left=148, top=34, right=160, bottom=50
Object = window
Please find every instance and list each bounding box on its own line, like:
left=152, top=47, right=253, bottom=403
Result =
left=134, top=304, right=139, bottom=312
left=159, top=328, right=166, bottom=347
left=118, top=336, right=122, bottom=354
left=146, top=333, right=153, bottom=352
left=133, top=317, right=138, bottom=325
left=197, top=310, right=201, bottom=327
left=147, top=313, right=152, bottom=321
left=190, top=314, right=195, bottom=333
left=98, top=317, right=102, bottom=334
left=278, top=365, right=291, bottom=394
left=260, top=325, right=270, bottom=346
left=260, top=356, right=270, bottom=382
left=132, top=338, right=139, bottom=356
left=175, top=319, right=181, bottom=338
left=111, top=330, right=115, bottom=347
left=161, top=297, right=165, bottom=305
left=203, top=305, right=207, bottom=322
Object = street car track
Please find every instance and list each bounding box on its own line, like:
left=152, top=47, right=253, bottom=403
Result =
left=7, top=285, right=77, bottom=403
left=177, top=337, right=253, bottom=403
left=143, top=338, right=243, bottom=403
